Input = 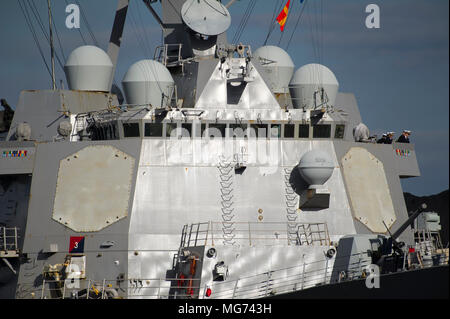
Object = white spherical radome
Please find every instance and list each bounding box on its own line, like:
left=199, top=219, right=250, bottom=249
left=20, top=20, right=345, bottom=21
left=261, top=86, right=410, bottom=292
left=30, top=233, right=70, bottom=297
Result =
left=298, top=150, right=334, bottom=188
left=64, top=45, right=113, bottom=92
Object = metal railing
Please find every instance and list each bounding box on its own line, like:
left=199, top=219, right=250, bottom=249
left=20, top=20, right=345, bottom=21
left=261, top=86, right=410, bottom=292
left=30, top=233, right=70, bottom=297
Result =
left=39, top=277, right=202, bottom=299
left=201, top=252, right=371, bottom=299
left=38, top=252, right=370, bottom=299
left=154, top=44, right=183, bottom=67
left=0, top=226, right=19, bottom=257
left=180, top=221, right=330, bottom=248
left=35, top=246, right=445, bottom=300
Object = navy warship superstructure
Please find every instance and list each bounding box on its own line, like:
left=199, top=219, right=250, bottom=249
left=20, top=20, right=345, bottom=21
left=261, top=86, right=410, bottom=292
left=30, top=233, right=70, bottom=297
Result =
left=0, top=0, right=448, bottom=299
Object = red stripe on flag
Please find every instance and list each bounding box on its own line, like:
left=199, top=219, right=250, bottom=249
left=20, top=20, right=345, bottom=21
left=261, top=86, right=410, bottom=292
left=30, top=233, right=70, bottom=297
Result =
left=276, top=0, right=291, bottom=31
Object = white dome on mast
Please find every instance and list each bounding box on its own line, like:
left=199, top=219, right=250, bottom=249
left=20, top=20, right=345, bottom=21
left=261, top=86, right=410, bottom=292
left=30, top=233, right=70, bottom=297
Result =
left=289, top=63, right=339, bottom=109
left=64, top=45, right=113, bottom=92
left=253, top=45, right=295, bottom=93
left=122, top=60, right=174, bottom=108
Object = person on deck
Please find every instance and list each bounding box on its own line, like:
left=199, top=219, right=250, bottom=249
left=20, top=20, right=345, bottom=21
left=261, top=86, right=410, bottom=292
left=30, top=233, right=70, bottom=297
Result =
left=397, top=130, right=411, bottom=143
left=385, top=132, right=394, bottom=144
left=377, top=133, right=387, bottom=144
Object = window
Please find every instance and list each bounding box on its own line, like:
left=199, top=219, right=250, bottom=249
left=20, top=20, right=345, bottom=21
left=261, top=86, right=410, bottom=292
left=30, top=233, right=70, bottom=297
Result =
left=229, top=124, right=246, bottom=138
left=145, top=123, right=163, bottom=137
left=313, top=125, right=331, bottom=138
left=208, top=124, right=226, bottom=139
left=166, top=123, right=177, bottom=138
left=270, top=124, right=281, bottom=138
left=298, top=124, right=310, bottom=138
left=123, top=122, right=140, bottom=138
left=200, top=124, right=207, bottom=138
left=181, top=123, right=192, bottom=139
left=192, top=123, right=203, bottom=138
left=284, top=124, right=295, bottom=138
left=334, top=125, right=345, bottom=139
left=250, top=124, right=268, bottom=138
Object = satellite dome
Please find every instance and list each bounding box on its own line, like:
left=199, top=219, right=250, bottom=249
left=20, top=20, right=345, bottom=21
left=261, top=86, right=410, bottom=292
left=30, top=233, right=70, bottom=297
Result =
left=298, top=150, right=334, bottom=188
left=64, top=45, right=113, bottom=91
left=122, top=60, right=174, bottom=108
left=253, top=46, right=294, bottom=93
left=289, top=64, right=339, bottom=109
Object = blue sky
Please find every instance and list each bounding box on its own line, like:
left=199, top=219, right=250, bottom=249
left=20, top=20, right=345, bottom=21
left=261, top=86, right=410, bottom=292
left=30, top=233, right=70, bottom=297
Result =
left=0, top=0, right=448, bottom=195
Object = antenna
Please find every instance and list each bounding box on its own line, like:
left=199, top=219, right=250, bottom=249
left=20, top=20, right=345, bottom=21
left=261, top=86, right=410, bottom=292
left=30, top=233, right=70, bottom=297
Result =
left=181, top=0, right=231, bottom=36
left=47, top=0, right=56, bottom=90
left=107, top=0, right=130, bottom=91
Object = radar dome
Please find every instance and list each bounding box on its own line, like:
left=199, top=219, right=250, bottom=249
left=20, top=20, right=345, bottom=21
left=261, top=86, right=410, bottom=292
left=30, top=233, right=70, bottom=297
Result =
left=64, top=45, right=113, bottom=91
left=122, top=60, right=174, bottom=108
left=253, top=46, right=294, bottom=93
left=289, top=64, right=339, bottom=109
left=298, top=150, right=334, bottom=188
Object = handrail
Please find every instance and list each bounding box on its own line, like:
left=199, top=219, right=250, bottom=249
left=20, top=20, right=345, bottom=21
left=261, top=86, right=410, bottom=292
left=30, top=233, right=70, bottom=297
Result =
left=180, top=221, right=331, bottom=248
left=37, top=247, right=447, bottom=299
left=0, top=227, right=19, bottom=253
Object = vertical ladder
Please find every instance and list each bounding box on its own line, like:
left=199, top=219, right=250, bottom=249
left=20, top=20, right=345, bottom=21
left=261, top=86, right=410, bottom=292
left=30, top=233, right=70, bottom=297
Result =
left=218, top=155, right=236, bottom=246
left=284, top=168, right=299, bottom=245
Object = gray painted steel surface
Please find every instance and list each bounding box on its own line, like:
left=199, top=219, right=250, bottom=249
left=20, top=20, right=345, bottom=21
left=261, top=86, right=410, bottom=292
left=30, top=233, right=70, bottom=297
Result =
left=0, top=0, right=432, bottom=300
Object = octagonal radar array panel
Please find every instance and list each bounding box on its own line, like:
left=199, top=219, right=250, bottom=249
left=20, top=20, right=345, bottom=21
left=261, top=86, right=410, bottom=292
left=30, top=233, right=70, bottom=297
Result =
left=341, top=147, right=396, bottom=233
left=52, top=145, right=135, bottom=232
left=181, top=0, right=231, bottom=36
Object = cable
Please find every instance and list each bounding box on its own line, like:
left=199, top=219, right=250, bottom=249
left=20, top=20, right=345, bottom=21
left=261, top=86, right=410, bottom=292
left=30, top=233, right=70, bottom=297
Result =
left=129, top=3, right=151, bottom=56
left=136, top=0, right=154, bottom=57
left=232, top=0, right=257, bottom=44
left=263, top=0, right=282, bottom=46
left=26, top=0, right=65, bottom=72
left=285, top=0, right=308, bottom=50
left=64, top=0, right=87, bottom=45
left=277, top=0, right=296, bottom=46
left=75, top=0, right=99, bottom=46
left=17, top=0, right=52, bottom=82
left=51, top=1, right=67, bottom=63
left=232, top=0, right=252, bottom=44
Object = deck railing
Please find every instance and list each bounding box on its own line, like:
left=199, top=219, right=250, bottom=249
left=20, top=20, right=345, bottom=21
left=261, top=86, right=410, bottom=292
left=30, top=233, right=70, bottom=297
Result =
left=180, top=221, right=331, bottom=248
left=37, top=250, right=371, bottom=299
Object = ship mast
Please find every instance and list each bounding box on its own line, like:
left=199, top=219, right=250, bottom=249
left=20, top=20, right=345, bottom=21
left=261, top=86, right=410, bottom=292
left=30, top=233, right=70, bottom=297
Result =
left=47, top=0, right=56, bottom=90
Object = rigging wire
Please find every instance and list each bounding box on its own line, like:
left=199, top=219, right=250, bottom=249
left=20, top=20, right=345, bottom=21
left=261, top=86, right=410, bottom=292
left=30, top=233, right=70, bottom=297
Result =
left=74, top=0, right=99, bottom=47
left=17, top=0, right=52, bottom=82
left=232, top=0, right=252, bottom=44
left=264, top=0, right=281, bottom=44
left=232, top=0, right=257, bottom=44
left=298, top=0, right=324, bottom=104
left=277, top=0, right=296, bottom=46
left=24, top=0, right=65, bottom=71
left=64, top=0, right=87, bottom=45
left=50, top=1, right=67, bottom=63
left=136, top=0, right=154, bottom=57
left=262, top=0, right=286, bottom=46
left=129, top=3, right=151, bottom=57
left=285, top=0, right=308, bottom=51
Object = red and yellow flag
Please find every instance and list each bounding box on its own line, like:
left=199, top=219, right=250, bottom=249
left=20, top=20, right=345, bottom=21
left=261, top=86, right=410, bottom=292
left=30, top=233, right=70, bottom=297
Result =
left=276, top=0, right=291, bottom=32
